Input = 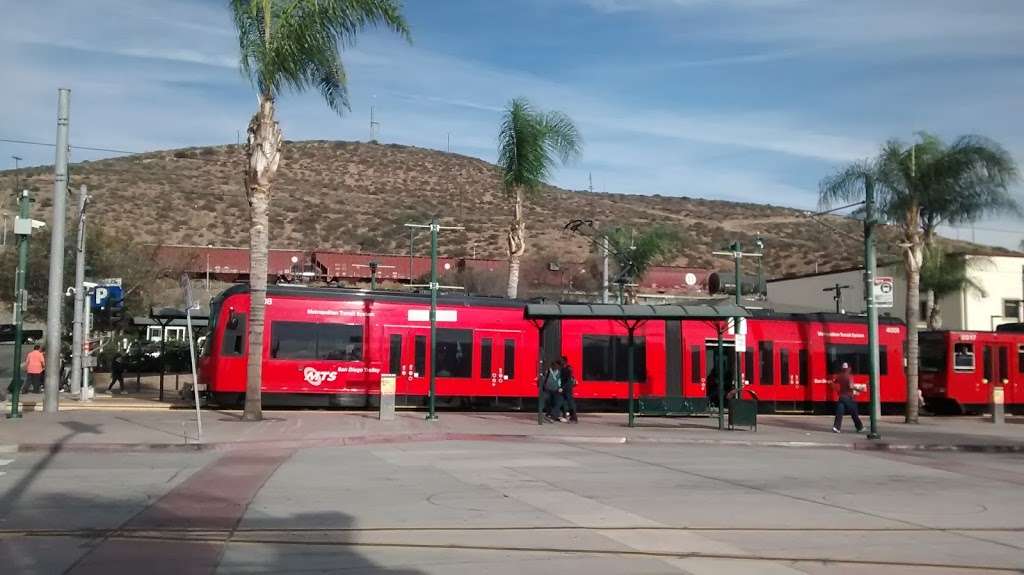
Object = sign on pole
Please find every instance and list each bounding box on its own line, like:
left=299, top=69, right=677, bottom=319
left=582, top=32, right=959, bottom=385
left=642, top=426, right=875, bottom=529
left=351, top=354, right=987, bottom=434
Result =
left=874, top=277, right=895, bottom=308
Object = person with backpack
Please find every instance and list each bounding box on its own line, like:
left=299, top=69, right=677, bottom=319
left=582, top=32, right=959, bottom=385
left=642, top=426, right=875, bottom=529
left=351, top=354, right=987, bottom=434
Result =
left=559, top=356, right=578, bottom=423
left=541, top=359, right=565, bottom=423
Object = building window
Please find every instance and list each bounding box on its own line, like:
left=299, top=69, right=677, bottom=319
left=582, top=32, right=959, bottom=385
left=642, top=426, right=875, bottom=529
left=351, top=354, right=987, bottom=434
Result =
left=953, top=343, right=975, bottom=372
left=582, top=335, right=646, bottom=382
left=436, top=329, right=473, bottom=378
left=826, top=344, right=889, bottom=375
left=1004, top=299, right=1022, bottom=319
left=759, top=341, right=773, bottom=385
left=480, top=338, right=493, bottom=378
left=270, top=322, right=362, bottom=361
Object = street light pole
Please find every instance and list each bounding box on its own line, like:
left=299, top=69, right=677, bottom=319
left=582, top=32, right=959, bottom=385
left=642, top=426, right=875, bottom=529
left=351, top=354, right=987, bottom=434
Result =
left=7, top=189, right=32, bottom=419
left=44, top=88, right=71, bottom=412
left=70, top=186, right=89, bottom=396
left=405, top=218, right=464, bottom=421
left=864, top=176, right=882, bottom=440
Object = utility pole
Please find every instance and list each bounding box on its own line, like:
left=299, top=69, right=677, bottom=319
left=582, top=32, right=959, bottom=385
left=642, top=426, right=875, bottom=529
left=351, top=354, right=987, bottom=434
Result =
left=7, top=190, right=33, bottom=419
left=864, top=176, right=881, bottom=439
left=712, top=242, right=761, bottom=410
left=587, top=175, right=611, bottom=304
left=823, top=283, right=851, bottom=314
left=70, top=185, right=88, bottom=397
left=405, top=217, right=464, bottom=420
left=44, top=88, right=71, bottom=413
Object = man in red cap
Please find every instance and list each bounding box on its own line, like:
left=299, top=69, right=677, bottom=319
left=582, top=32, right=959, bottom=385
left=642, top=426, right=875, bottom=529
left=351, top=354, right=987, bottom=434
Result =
left=832, top=362, right=864, bottom=433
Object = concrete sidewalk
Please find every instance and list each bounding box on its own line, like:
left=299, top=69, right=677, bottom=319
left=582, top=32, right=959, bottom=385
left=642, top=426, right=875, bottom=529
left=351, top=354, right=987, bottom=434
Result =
left=0, top=407, right=1021, bottom=453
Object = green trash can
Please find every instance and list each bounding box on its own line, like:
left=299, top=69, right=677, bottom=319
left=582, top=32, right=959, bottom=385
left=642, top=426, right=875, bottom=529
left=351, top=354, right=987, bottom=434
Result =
left=727, top=388, right=758, bottom=431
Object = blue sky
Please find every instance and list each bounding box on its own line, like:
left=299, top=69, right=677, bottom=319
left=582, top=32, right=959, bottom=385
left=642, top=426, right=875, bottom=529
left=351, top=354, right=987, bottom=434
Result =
left=1, top=0, right=1022, bottom=247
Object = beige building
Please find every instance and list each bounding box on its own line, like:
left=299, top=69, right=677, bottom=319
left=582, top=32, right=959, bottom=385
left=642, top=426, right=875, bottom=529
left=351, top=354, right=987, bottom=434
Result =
left=767, top=253, right=1024, bottom=331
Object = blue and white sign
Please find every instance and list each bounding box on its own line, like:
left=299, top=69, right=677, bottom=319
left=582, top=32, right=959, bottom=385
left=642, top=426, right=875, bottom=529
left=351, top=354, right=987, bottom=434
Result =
left=91, top=284, right=124, bottom=311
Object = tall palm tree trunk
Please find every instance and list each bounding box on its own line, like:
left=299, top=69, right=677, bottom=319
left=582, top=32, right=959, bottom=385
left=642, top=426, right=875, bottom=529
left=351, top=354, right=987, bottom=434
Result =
left=243, top=97, right=282, bottom=422
left=506, top=187, right=525, bottom=299
left=903, top=241, right=922, bottom=424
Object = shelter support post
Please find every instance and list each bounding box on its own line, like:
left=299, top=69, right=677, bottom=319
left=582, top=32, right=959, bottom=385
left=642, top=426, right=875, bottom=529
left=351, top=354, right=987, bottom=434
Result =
left=717, top=324, right=725, bottom=431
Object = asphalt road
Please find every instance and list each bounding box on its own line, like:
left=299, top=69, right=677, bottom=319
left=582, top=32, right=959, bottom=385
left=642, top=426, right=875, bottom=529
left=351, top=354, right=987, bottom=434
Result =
left=1, top=439, right=1022, bottom=574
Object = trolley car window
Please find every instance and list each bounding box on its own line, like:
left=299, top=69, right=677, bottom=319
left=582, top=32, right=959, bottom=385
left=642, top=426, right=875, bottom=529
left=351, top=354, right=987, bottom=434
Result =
left=318, top=324, right=363, bottom=361
left=690, top=346, right=701, bottom=383
left=999, top=347, right=1008, bottom=381
left=919, top=337, right=946, bottom=373
left=983, top=346, right=993, bottom=382
left=504, top=339, right=516, bottom=378
left=582, top=335, right=646, bottom=382
left=827, top=344, right=888, bottom=375
left=953, top=343, right=975, bottom=372
left=759, top=341, right=773, bottom=385
left=1018, top=345, right=1024, bottom=373
left=780, top=349, right=790, bottom=385
left=271, top=322, right=317, bottom=359
left=221, top=312, right=246, bottom=356
left=388, top=335, right=402, bottom=375
left=799, top=349, right=809, bottom=385
left=744, top=349, right=755, bottom=385
left=270, top=322, right=362, bottom=361
left=480, top=338, right=493, bottom=378
left=414, top=336, right=426, bottom=375
left=436, top=329, right=473, bottom=378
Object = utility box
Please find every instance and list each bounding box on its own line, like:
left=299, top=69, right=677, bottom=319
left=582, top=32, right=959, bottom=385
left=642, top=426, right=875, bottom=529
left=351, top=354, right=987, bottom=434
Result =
left=991, top=384, right=1005, bottom=425
left=379, top=374, right=396, bottom=421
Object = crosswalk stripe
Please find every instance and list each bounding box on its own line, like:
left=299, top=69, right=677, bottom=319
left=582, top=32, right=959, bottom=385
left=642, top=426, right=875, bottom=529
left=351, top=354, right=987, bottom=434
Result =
left=0, top=459, right=14, bottom=466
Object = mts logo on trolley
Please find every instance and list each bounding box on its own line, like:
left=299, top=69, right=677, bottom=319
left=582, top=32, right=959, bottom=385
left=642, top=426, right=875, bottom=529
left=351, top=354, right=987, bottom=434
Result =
left=303, top=367, right=338, bottom=386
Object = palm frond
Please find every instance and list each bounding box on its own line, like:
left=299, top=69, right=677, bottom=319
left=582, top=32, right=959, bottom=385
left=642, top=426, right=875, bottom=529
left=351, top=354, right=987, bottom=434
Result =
left=920, top=246, right=987, bottom=299
left=230, top=0, right=409, bottom=111
left=496, top=98, right=582, bottom=198
left=817, top=161, right=872, bottom=209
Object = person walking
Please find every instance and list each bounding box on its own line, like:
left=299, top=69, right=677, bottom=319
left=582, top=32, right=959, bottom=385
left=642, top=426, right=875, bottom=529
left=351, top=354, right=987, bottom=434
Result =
left=24, top=344, right=45, bottom=394
left=559, top=356, right=578, bottom=423
left=541, top=360, right=565, bottom=423
left=832, top=362, right=864, bottom=433
left=107, top=352, right=126, bottom=394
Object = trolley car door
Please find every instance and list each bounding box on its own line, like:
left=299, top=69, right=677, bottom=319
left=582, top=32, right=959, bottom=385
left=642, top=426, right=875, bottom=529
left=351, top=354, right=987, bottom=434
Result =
left=382, top=326, right=429, bottom=396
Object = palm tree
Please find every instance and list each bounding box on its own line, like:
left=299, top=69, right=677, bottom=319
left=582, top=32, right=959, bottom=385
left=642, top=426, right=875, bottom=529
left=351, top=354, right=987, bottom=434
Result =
left=230, top=0, right=409, bottom=421
left=912, top=133, right=1019, bottom=322
left=821, top=133, right=1019, bottom=424
left=605, top=226, right=679, bottom=303
left=497, top=98, right=582, bottom=299
left=919, top=246, right=987, bottom=330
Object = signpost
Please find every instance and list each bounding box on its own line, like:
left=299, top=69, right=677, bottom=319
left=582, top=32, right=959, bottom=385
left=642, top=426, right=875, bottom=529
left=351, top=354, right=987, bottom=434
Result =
left=180, top=274, right=203, bottom=443
left=873, top=277, right=894, bottom=308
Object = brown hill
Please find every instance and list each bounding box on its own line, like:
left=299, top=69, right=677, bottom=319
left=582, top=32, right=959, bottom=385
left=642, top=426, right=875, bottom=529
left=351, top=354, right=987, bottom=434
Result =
left=0, top=140, right=1007, bottom=279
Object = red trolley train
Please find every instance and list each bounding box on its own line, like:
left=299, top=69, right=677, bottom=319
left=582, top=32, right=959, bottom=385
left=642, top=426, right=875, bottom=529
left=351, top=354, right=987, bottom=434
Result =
left=919, top=329, right=1024, bottom=414
left=198, top=285, right=909, bottom=412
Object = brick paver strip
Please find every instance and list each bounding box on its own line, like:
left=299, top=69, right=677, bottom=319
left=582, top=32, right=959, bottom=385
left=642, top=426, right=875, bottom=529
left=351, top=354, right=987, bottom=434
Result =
left=67, top=449, right=293, bottom=574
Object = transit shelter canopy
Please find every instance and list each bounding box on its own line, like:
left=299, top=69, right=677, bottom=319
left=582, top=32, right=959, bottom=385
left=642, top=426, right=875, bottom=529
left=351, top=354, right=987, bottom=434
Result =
left=524, top=303, right=747, bottom=320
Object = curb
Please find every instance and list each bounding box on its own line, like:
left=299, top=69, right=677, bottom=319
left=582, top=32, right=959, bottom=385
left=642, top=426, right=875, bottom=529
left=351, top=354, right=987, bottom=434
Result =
left=6, top=431, right=1021, bottom=454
